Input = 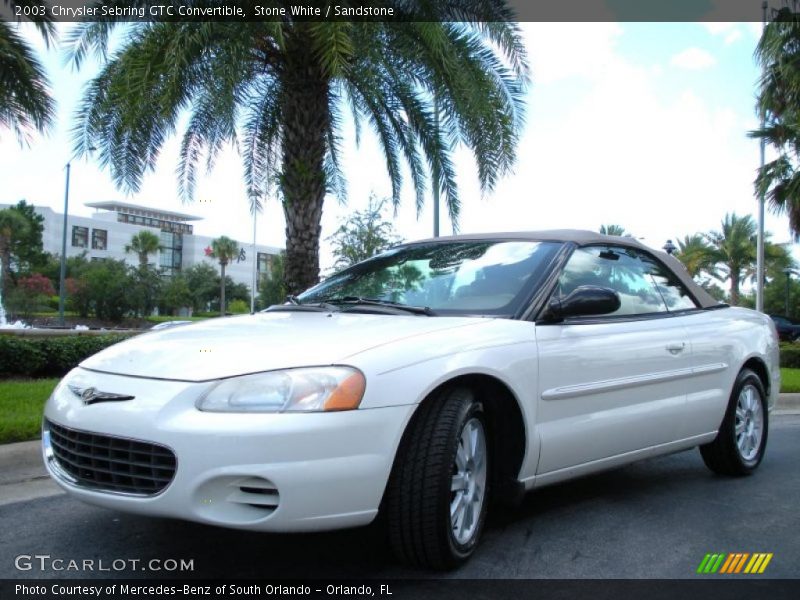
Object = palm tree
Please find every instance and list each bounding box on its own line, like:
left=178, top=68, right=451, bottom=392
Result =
left=751, top=7, right=800, bottom=238
left=67, top=5, right=528, bottom=293
left=704, top=214, right=794, bottom=305
left=124, top=230, right=162, bottom=268
left=599, top=224, right=628, bottom=236
left=674, top=234, right=718, bottom=280
left=1, top=0, right=55, bottom=143
left=329, top=194, right=401, bottom=270
left=705, top=214, right=758, bottom=306
left=209, top=236, right=239, bottom=315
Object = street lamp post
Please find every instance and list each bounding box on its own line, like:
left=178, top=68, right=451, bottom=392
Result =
left=57, top=162, right=71, bottom=327
left=782, top=267, right=796, bottom=316
left=756, top=0, right=769, bottom=312
left=58, top=149, right=95, bottom=327
left=251, top=207, right=257, bottom=314
left=662, top=239, right=677, bottom=255
left=432, top=95, right=439, bottom=238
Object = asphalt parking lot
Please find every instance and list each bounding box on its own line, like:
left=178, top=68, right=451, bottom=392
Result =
left=1, top=415, right=798, bottom=581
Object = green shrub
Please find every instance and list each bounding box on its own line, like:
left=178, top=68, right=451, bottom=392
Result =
left=780, top=343, right=800, bottom=369
left=228, top=299, right=249, bottom=314
left=0, top=334, right=133, bottom=378
left=0, top=337, right=46, bottom=377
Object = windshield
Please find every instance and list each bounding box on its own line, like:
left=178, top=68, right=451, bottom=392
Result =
left=298, top=240, right=562, bottom=316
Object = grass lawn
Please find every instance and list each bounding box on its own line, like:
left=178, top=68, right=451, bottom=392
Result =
left=781, top=368, right=800, bottom=393
left=0, top=379, right=59, bottom=444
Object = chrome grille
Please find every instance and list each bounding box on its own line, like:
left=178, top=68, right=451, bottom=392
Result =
left=45, top=420, right=176, bottom=496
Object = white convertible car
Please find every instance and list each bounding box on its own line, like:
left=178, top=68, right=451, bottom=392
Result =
left=43, top=231, right=779, bottom=569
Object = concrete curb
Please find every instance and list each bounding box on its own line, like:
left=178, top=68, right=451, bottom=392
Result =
left=0, top=439, right=62, bottom=507
left=778, top=393, right=800, bottom=409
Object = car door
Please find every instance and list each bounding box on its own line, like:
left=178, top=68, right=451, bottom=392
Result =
left=535, top=245, right=698, bottom=477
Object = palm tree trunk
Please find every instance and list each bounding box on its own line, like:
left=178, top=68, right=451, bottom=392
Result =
left=730, top=271, right=740, bottom=306
left=220, top=263, right=226, bottom=316
left=280, top=29, right=330, bottom=295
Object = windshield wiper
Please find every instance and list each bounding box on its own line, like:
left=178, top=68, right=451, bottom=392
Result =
left=265, top=295, right=341, bottom=313
left=323, top=296, right=436, bottom=316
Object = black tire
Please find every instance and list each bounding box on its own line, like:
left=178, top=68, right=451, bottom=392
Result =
left=700, top=369, right=769, bottom=476
left=386, top=387, right=490, bottom=569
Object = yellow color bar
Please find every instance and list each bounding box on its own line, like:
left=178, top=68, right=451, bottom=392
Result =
left=758, top=554, right=773, bottom=574
left=744, top=554, right=761, bottom=574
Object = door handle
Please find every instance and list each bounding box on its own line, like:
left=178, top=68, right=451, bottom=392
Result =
left=666, top=342, right=686, bottom=355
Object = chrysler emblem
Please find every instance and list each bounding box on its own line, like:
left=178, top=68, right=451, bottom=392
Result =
left=69, top=385, right=135, bottom=405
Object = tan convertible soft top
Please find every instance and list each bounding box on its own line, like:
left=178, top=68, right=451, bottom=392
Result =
left=410, top=229, right=723, bottom=309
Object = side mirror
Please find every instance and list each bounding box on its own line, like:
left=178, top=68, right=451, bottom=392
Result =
left=541, top=285, right=621, bottom=322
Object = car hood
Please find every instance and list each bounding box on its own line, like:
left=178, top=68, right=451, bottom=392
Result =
left=80, top=311, right=486, bottom=381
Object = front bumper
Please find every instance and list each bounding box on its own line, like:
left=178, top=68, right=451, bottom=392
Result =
left=43, top=369, right=415, bottom=532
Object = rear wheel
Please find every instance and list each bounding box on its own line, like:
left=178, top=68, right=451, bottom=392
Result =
left=700, top=369, right=768, bottom=476
left=386, top=387, right=490, bottom=569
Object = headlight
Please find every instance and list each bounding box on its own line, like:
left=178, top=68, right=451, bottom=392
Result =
left=196, top=366, right=366, bottom=413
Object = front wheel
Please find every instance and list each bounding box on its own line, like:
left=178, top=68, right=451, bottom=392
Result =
left=385, top=387, right=490, bottom=569
left=700, top=369, right=769, bottom=476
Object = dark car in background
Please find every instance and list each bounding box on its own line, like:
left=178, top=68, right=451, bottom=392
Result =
left=769, top=315, right=800, bottom=342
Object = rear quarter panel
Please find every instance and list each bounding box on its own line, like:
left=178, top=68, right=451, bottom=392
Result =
left=681, top=307, right=780, bottom=439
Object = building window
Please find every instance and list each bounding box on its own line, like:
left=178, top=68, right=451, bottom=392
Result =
left=159, top=230, right=183, bottom=276
left=257, top=252, right=273, bottom=281
left=71, top=226, right=88, bottom=248
left=92, top=229, right=107, bottom=250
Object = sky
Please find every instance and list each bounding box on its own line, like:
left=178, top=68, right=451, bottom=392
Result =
left=1, top=21, right=798, bottom=274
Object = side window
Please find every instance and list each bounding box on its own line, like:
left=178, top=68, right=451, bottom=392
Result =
left=557, top=246, right=669, bottom=316
left=644, top=256, right=700, bottom=311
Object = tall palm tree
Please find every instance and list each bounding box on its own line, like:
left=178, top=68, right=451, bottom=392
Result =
left=705, top=214, right=758, bottom=306
left=124, top=230, right=162, bottom=268
left=599, top=224, right=628, bottom=236
left=674, top=234, right=718, bottom=281
left=209, top=236, right=239, bottom=316
left=67, top=4, right=528, bottom=293
left=0, top=0, right=55, bottom=143
left=751, top=7, right=800, bottom=238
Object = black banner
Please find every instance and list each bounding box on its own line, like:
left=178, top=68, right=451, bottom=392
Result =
left=0, top=0, right=788, bottom=24
left=2, top=579, right=800, bottom=600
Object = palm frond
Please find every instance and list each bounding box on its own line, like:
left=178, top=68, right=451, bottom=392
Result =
left=0, top=20, right=54, bottom=143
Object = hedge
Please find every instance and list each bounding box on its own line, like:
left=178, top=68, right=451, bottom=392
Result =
left=780, top=343, right=800, bottom=369
left=0, top=334, right=132, bottom=378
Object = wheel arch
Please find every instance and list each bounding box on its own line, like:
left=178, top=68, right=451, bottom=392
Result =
left=384, top=373, right=528, bottom=507
left=741, top=356, right=771, bottom=399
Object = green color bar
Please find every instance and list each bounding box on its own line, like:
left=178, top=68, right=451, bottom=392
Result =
left=710, top=554, right=726, bottom=573
left=697, top=554, right=712, bottom=573
left=705, top=554, right=719, bottom=573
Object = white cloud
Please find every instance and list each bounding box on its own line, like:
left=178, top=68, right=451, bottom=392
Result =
left=702, top=22, right=739, bottom=36
left=523, top=23, right=624, bottom=84
left=724, top=29, right=743, bottom=45
left=670, top=47, right=718, bottom=70
left=702, top=22, right=760, bottom=43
